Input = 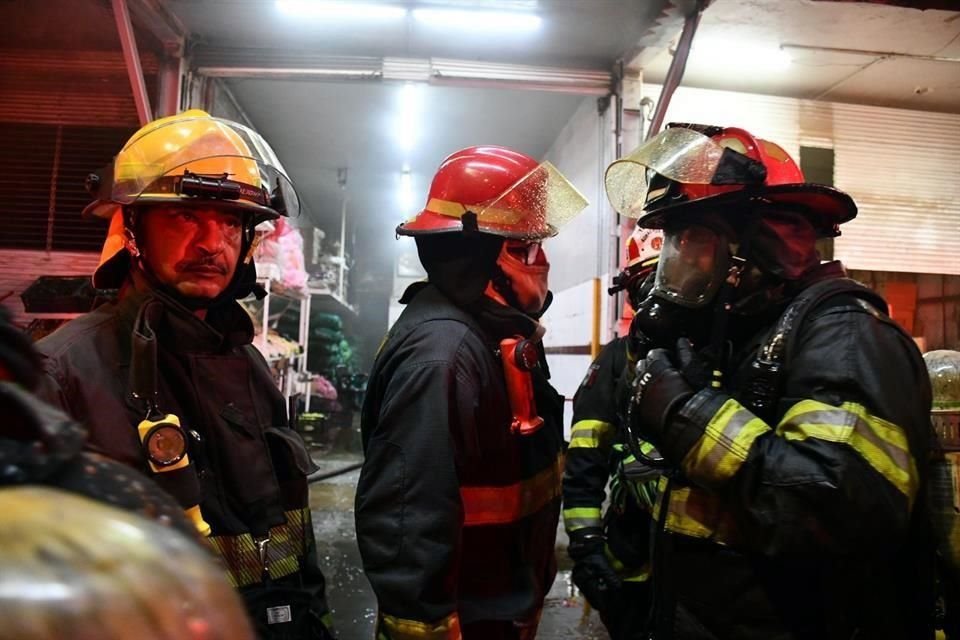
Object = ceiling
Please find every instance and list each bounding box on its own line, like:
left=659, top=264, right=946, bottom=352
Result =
left=640, top=0, right=960, bottom=114
left=227, top=78, right=586, bottom=249
left=3, top=0, right=958, bottom=292
left=170, top=0, right=680, bottom=69
left=161, top=0, right=690, bottom=282
left=157, top=0, right=960, bottom=287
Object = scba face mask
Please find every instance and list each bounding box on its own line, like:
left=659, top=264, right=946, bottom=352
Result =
left=653, top=223, right=730, bottom=309
left=497, top=239, right=550, bottom=314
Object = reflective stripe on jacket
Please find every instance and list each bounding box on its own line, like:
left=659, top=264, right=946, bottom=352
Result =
left=648, top=271, right=934, bottom=639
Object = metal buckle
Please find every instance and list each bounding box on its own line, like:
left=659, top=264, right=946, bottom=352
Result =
left=255, top=535, right=271, bottom=582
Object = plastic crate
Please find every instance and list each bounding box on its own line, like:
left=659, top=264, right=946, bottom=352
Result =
left=20, top=276, right=95, bottom=314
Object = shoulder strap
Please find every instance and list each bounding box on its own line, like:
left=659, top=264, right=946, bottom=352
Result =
left=739, top=277, right=887, bottom=418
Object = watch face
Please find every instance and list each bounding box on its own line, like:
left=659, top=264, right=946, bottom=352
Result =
left=145, top=423, right=187, bottom=467
left=515, top=340, right=539, bottom=371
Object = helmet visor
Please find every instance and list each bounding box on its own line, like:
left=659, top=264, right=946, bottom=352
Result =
left=108, top=116, right=300, bottom=218
left=605, top=127, right=759, bottom=218
left=654, top=223, right=728, bottom=308
left=478, top=161, right=588, bottom=240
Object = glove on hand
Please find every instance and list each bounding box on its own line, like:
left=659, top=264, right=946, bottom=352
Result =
left=629, top=345, right=695, bottom=448
left=674, top=337, right=715, bottom=390
left=568, top=531, right=622, bottom=614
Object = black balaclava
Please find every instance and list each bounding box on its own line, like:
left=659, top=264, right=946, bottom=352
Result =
left=414, top=231, right=504, bottom=307
left=413, top=231, right=546, bottom=341
left=743, top=208, right=819, bottom=281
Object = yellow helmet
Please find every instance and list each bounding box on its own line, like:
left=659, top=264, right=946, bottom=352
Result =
left=0, top=487, right=255, bottom=640
left=85, top=109, right=299, bottom=222
left=88, top=110, right=299, bottom=289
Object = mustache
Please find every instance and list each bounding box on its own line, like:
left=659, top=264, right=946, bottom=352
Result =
left=177, top=258, right=228, bottom=274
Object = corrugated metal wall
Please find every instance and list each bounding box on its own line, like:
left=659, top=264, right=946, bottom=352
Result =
left=0, top=49, right=158, bottom=127
left=0, top=47, right=152, bottom=323
left=0, top=123, right=128, bottom=252
left=832, top=106, right=960, bottom=274
left=646, top=85, right=960, bottom=275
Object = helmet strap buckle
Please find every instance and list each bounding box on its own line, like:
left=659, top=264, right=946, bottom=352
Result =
left=124, top=227, right=140, bottom=259
left=461, top=211, right=480, bottom=235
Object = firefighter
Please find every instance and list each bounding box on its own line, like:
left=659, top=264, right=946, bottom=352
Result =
left=34, top=110, right=334, bottom=639
left=562, top=226, right=662, bottom=639
left=356, top=146, right=588, bottom=640
left=604, top=123, right=934, bottom=639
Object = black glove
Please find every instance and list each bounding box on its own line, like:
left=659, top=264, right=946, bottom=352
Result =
left=629, top=347, right=695, bottom=448
left=674, top=337, right=716, bottom=390
left=568, top=531, right=622, bottom=613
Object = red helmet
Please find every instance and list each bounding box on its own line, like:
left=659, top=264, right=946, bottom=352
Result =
left=397, top=145, right=587, bottom=240
left=604, top=123, right=856, bottom=237
left=609, top=226, right=662, bottom=305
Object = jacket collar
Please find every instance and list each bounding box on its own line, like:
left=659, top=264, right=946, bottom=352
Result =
left=120, top=274, right=255, bottom=353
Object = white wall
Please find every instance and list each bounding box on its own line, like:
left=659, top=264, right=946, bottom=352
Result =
left=537, top=95, right=619, bottom=432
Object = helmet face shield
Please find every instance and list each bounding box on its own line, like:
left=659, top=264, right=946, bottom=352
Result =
left=653, top=223, right=729, bottom=308
left=604, top=126, right=767, bottom=219
left=477, top=161, right=588, bottom=240
left=399, top=146, right=588, bottom=239
left=925, top=350, right=960, bottom=449
left=99, top=115, right=300, bottom=219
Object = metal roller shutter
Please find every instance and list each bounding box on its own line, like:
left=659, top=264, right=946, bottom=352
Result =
left=0, top=122, right=132, bottom=252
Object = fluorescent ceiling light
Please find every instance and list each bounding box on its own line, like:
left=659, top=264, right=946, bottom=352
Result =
left=396, top=82, right=422, bottom=151
left=412, top=8, right=541, bottom=32
left=692, top=40, right=792, bottom=72
left=277, top=1, right=407, bottom=20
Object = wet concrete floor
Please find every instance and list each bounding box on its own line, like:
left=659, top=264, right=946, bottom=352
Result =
left=308, top=451, right=610, bottom=640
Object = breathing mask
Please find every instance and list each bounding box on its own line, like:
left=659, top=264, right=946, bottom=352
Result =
left=653, top=223, right=732, bottom=309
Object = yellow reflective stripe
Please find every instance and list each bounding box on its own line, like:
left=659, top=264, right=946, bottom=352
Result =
left=665, top=486, right=739, bottom=542
left=623, top=568, right=651, bottom=582
left=568, top=419, right=615, bottom=449
left=777, top=399, right=918, bottom=502
left=461, top=453, right=563, bottom=526
left=651, top=477, right=737, bottom=543
left=681, top=398, right=771, bottom=486
left=380, top=612, right=461, bottom=640
left=604, top=545, right=650, bottom=582
left=563, top=506, right=602, bottom=532
left=615, top=439, right=657, bottom=457
left=426, top=197, right=521, bottom=225
left=207, top=507, right=309, bottom=588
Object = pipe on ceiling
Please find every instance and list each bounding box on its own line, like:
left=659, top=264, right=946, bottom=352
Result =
left=781, top=43, right=960, bottom=65
left=645, top=0, right=708, bottom=141
left=112, top=0, right=153, bottom=126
